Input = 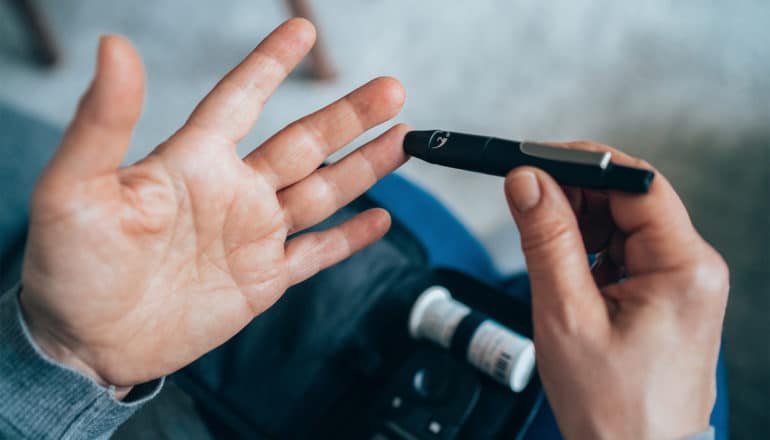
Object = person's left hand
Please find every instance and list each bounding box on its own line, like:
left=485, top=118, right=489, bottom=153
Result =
left=20, top=18, right=408, bottom=395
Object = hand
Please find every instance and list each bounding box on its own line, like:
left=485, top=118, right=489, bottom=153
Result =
left=504, top=143, right=729, bottom=439
left=20, top=18, right=409, bottom=395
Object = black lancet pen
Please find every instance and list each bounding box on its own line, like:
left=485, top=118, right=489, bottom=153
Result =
left=404, top=130, right=654, bottom=193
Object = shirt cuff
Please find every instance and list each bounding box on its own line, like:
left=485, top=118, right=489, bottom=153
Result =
left=0, top=283, right=164, bottom=439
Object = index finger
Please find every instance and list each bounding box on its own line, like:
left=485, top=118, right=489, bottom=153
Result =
left=608, top=155, right=700, bottom=275
left=553, top=141, right=701, bottom=275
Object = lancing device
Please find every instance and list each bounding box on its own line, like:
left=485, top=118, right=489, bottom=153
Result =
left=409, top=286, right=536, bottom=393
left=404, top=130, right=654, bottom=193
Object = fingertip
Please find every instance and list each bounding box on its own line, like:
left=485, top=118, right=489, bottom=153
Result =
left=504, top=167, right=542, bottom=215
left=97, top=34, right=143, bottom=74
left=391, top=122, right=412, bottom=138
left=98, top=33, right=134, bottom=54
left=505, top=167, right=580, bottom=222
left=511, top=167, right=569, bottom=197
left=367, top=207, right=392, bottom=233
left=505, top=166, right=529, bottom=189
left=87, top=34, right=144, bottom=128
left=340, top=208, right=392, bottom=256
left=373, top=76, right=406, bottom=113
left=383, top=122, right=412, bottom=154
left=94, top=33, right=145, bottom=96
left=504, top=166, right=542, bottom=199
left=286, top=16, right=316, bottom=34
left=282, top=17, right=317, bottom=48
left=384, top=76, right=407, bottom=106
left=376, top=123, right=412, bottom=168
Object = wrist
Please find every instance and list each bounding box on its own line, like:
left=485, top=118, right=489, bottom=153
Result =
left=557, top=405, right=710, bottom=440
left=18, top=288, right=133, bottom=400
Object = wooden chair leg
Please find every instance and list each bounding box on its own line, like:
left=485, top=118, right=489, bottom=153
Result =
left=285, top=0, right=336, bottom=81
left=8, top=0, right=60, bottom=66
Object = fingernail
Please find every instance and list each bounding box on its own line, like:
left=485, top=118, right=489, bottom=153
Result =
left=508, top=171, right=541, bottom=213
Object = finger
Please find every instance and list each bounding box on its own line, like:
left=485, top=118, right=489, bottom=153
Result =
left=45, top=35, right=144, bottom=181
left=607, top=157, right=699, bottom=274
left=606, top=229, right=626, bottom=268
left=565, top=187, right=615, bottom=253
left=545, top=141, right=700, bottom=274
left=563, top=187, right=582, bottom=213
left=591, top=251, right=625, bottom=288
left=279, top=124, right=409, bottom=234
left=246, top=76, right=406, bottom=189
left=181, top=18, right=316, bottom=145
left=505, top=167, right=609, bottom=334
left=285, top=208, right=391, bottom=285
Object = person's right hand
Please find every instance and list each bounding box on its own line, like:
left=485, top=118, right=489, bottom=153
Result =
left=504, top=143, right=729, bottom=439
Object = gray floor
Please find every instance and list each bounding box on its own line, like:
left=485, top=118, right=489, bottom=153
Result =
left=1, top=1, right=768, bottom=437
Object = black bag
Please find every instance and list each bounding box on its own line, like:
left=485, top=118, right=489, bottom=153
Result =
left=174, top=194, right=543, bottom=439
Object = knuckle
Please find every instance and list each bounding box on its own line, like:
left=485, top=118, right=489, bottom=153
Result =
left=294, top=119, right=331, bottom=160
left=554, top=305, right=582, bottom=336
left=534, top=307, right=575, bottom=339
left=279, top=202, right=295, bottom=234
left=534, top=299, right=596, bottom=342
left=342, top=94, right=370, bottom=133
left=680, top=246, right=730, bottom=304
left=707, top=249, right=731, bottom=298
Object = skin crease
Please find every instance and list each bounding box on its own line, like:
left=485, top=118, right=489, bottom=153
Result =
left=18, top=18, right=728, bottom=439
left=21, top=18, right=410, bottom=397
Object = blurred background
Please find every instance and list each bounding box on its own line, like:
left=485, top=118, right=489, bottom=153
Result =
left=1, top=0, right=768, bottom=437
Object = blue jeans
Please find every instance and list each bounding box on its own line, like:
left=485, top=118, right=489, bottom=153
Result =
left=367, top=172, right=729, bottom=440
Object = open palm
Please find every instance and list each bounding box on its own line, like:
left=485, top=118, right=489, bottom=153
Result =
left=20, top=19, right=409, bottom=388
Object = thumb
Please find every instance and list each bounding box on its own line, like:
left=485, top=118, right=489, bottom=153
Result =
left=505, top=167, right=608, bottom=333
left=47, top=35, right=145, bottom=181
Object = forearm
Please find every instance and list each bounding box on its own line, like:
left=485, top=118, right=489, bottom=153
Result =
left=0, top=284, right=163, bottom=439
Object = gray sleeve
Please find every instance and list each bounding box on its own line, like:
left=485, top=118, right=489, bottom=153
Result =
left=681, top=427, right=715, bottom=440
left=0, top=283, right=164, bottom=439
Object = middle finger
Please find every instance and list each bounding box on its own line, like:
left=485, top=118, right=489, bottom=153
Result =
left=278, top=123, right=409, bottom=235
left=245, top=76, right=405, bottom=189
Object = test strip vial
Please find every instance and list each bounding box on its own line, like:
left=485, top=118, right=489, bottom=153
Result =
left=408, top=286, right=535, bottom=392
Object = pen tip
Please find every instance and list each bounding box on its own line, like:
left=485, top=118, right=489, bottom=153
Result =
left=606, top=164, right=655, bottom=193
left=403, top=130, right=432, bottom=157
